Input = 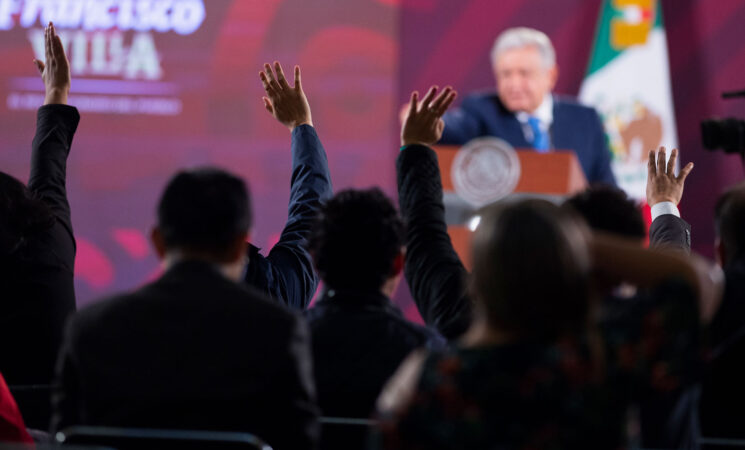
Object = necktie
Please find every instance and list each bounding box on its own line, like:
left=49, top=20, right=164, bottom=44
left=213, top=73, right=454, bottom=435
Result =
left=527, top=116, right=549, bottom=153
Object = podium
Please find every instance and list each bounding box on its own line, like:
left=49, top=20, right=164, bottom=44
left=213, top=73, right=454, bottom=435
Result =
left=433, top=146, right=588, bottom=269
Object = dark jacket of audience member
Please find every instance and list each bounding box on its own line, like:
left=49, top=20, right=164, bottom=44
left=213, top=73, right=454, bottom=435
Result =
left=304, top=189, right=444, bottom=449
left=0, top=104, right=79, bottom=386
left=698, top=183, right=745, bottom=441
left=52, top=168, right=319, bottom=450
left=243, top=125, right=332, bottom=309
left=565, top=185, right=693, bottom=448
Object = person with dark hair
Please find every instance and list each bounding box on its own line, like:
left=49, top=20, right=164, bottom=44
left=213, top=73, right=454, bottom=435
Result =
left=564, top=185, right=646, bottom=240
left=380, top=85, right=721, bottom=448
left=697, top=182, right=745, bottom=441
left=304, top=188, right=443, bottom=449
left=246, top=62, right=333, bottom=309
left=0, top=22, right=78, bottom=393
left=707, top=182, right=745, bottom=348
left=564, top=150, right=696, bottom=448
left=51, top=63, right=320, bottom=450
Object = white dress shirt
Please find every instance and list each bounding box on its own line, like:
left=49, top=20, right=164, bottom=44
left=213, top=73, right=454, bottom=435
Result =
left=650, top=201, right=681, bottom=221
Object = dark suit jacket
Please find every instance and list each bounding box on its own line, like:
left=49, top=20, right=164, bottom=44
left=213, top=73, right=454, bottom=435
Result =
left=0, top=105, right=79, bottom=386
left=305, top=289, right=444, bottom=450
left=51, top=261, right=319, bottom=450
left=699, top=257, right=745, bottom=441
left=441, top=92, right=616, bottom=185
left=306, top=290, right=443, bottom=418
left=244, top=125, right=332, bottom=309
left=649, top=214, right=691, bottom=253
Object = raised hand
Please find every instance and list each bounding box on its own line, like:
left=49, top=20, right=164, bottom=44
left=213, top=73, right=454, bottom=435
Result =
left=401, top=86, right=457, bottom=147
left=646, top=146, right=694, bottom=206
left=33, top=22, right=71, bottom=105
left=259, top=62, right=312, bottom=131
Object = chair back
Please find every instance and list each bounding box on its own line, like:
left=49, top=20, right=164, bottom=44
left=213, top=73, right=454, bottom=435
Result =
left=56, top=426, right=272, bottom=450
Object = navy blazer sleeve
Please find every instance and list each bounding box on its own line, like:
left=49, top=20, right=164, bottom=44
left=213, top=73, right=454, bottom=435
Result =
left=397, top=145, right=472, bottom=340
left=649, top=214, right=691, bottom=253
left=243, top=125, right=332, bottom=309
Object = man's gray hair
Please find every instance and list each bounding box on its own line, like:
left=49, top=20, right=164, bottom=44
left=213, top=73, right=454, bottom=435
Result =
left=490, top=27, right=556, bottom=69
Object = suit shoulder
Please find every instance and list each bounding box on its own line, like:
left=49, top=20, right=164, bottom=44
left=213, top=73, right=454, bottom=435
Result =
left=462, top=91, right=500, bottom=106
left=67, top=289, right=141, bottom=336
left=554, top=95, right=601, bottom=118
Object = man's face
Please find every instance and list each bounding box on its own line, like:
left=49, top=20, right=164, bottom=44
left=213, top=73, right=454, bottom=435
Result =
left=493, top=45, right=558, bottom=113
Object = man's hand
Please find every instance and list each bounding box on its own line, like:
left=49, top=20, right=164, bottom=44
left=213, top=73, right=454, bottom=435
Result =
left=646, top=146, right=694, bottom=206
left=401, top=86, right=457, bottom=147
left=259, top=62, right=312, bottom=131
left=33, top=22, right=71, bottom=105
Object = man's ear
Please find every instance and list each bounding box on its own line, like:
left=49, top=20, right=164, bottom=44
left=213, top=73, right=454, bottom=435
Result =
left=547, top=64, right=559, bottom=91
left=150, top=226, right=167, bottom=260
left=390, top=249, right=405, bottom=277
left=226, top=232, right=249, bottom=264
left=716, top=237, right=726, bottom=267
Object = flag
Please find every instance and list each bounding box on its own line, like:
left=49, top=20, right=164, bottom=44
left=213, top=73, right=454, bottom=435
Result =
left=579, top=0, right=678, bottom=200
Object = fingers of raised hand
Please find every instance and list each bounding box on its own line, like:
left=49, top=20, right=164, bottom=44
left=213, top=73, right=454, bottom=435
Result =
left=33, top=59, right=45, bottom=75
left=44, top=23, right=52, bottom=64
left=667, top=148, right=678, bottom=176
left=259, top=71, right=272, bottom=93
left=262, top=63, right=280, bottom=92
left=262, top=97, right=274, bottom=114
left=274, top=62, right=291, bottom=90
left=408, top=91, right=419, bottom=116
left=293, top=65, right=302, bottom=91
left=677, top=161, right=694, bottom=183
left=429, top=86, right=456, bottom=116
left=648, top=149, right=657, bottom=178
left=419, top=86, right=438, bottom=112
left=656, top=146, right=666, bottom=176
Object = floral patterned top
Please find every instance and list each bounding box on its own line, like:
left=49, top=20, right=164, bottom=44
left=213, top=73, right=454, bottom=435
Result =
left=374, top=280, right=700, bottom=449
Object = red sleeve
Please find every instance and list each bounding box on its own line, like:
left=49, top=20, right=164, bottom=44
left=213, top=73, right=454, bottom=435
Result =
left=0, top=373, right=33, bottom=444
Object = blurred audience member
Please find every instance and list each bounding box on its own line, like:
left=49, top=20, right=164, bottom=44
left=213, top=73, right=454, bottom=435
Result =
left=564, top=149, right=694, bottom=448
left=699, top=182, right=745, bottom=441
left=305, top=188, right=444, bottom=448
left=51, top=63, right=321, bottom=450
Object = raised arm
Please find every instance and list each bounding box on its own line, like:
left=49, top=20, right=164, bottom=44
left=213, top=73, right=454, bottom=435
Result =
left=28, top=22, right=79, bottom=241
left=646, top=146, right=694, bottom=253
left=397, top=86, right=473, bottom=340
left=244, top=62, right=332, bottom=309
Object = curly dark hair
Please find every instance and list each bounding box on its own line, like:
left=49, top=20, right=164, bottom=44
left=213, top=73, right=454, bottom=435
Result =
left=307, top=188, right=404, bottom=292
left=563, top=185, right=646, bottom=239
left=0, top=172, right=55, bottom=257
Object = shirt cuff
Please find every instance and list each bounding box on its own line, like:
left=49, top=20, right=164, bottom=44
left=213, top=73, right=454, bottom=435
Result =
left=651, top=201, right=680, bottom=221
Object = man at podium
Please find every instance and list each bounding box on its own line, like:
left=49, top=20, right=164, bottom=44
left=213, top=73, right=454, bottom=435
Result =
left=440, top=27, right=616, bottom=186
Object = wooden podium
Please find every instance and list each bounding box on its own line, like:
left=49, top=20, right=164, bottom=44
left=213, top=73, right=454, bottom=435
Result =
left=434, top=146, right=588, bottom=269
